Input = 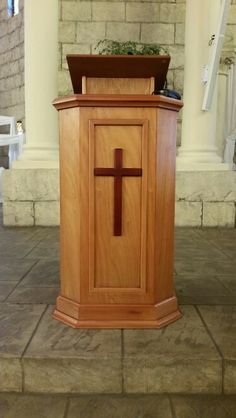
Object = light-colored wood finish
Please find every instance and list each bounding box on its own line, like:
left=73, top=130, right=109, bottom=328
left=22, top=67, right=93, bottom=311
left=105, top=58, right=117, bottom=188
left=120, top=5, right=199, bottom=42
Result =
left=82, top=77, right=155, bottom=95
left=89, top=119, right=147, bottom=292
left=53, top=295, right=182, bottom=328
left=53, top=94, right=183, bottom=112
left=54, top=94, right=183, bottom=328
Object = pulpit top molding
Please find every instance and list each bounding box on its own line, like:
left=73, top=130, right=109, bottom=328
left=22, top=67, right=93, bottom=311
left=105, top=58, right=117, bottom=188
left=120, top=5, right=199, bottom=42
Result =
left=53, top=94, right=183, bottom=112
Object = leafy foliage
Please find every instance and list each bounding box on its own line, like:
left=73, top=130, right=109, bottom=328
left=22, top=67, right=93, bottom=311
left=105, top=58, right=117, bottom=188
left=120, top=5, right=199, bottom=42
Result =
left=95, top=40, right=168, bottom=56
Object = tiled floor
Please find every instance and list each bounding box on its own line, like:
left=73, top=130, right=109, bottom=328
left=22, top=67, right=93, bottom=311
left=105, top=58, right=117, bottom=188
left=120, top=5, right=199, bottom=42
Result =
left=0, top=204, right=236, bottom=416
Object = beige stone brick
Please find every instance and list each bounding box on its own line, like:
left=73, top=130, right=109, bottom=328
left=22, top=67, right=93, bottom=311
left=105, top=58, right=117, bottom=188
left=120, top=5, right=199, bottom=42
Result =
left=4, top=74, right=22, bottom=90
left=92, top=2, right=125, bottom=21
left=35, top=202, right=60, bottom=226
left=106, top=22, right=140, bottom=42
left=76, top=22, right=105, bottom=43
left=3, top=169, right=60, bottom=202
left=203, top=202, right=235, bottom=227
left=3, top=202, right=34, bottom=226
left=62, top=1, right=91, bottom=21
left=0, top=36, right=9, bottom=54
left=126, top=3, right=160, bottom=22
left=10, top=44, right=23, bottom=61
left=173, top=69, right=184, bottom=92
left=59, top=21, right=76, bottom=42
left=167, top=45, right=184, bottom=69
left=62, top=43, right=91, bottom=69
left=160, top=3, right=185, bottom=23
left=58, top=70, right=73, bottom=95
left=224, top=25, right=236, bottom=48
left=8, top=29, right=22, bottom=49
left=141, top=23, right=174, bottom=44
left=175, top=201, right=202, bottom=227
left=228, top=5, right=236, bottom=24
left=176, top=171, right=236, bottom=202
left=166, top=69, right=174, bottom=89
left=8, top=13, right=22, bottom=33
left=0, top=21, right=7, bottom=37
left=0, top=51, right=11, bottom=67
left=175, top=23, right=185, bottom=44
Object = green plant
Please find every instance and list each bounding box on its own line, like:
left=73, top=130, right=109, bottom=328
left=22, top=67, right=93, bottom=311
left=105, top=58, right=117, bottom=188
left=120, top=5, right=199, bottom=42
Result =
left=95, top=39, right=168, bottom=56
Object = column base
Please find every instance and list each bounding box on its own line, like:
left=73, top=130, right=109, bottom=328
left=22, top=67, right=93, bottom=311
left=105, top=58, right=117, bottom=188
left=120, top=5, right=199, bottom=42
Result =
left=53, top=295, right=182, bottom=329
left=12, top=146, right=59, bottom=169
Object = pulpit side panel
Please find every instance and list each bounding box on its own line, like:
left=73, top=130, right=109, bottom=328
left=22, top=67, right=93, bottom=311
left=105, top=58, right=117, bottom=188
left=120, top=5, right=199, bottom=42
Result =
left=59, top=108, right=81, bottom=302
left=155, top=108, right=177, bottom=302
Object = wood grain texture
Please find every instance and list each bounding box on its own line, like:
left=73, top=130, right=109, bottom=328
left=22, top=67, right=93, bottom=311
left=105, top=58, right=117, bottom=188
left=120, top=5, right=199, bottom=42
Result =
left=59, top=108, right=81, bottom=302
left=54, top=96, right=183, bottom=328
left=53, top=295, right=182, bottom=328
left=67, top=54, right=169, bottom=93
left=88, top=117, right=148, bottom=295
left=53, top=94, right=183, bottom=112
left=83, top=77, right=155, bottom=95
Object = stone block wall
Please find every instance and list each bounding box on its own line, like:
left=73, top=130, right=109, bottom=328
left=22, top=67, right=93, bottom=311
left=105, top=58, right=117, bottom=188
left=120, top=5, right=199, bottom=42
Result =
left=0, top=0, right=24, bottom=168
left=58, top=0, right=236, bottom=147
left=0, top=0, right=24, bottom=123
left=58, top=0, right=186, bottom=144
left=3, top=169, right=236, bottom=227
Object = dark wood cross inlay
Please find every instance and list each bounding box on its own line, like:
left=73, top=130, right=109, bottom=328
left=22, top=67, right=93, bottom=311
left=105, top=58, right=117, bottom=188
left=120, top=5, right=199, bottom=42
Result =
left=94, top=148, right=142, bottom=236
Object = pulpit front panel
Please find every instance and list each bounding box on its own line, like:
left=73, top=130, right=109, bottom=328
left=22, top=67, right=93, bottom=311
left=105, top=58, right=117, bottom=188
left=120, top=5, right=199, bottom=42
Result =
left=79, top=108, right=157, bottom=305
left=90, top=121, right=147, bottom=291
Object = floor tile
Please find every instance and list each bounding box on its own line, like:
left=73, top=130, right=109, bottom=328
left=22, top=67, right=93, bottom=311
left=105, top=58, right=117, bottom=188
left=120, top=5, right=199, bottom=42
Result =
left=0, top=303, right=46, bottom=357
left=25, top=306, right=122, bottom=359
left=197, top=306, right=236, bottom=359
left=176, top=275, right=234, bottom=305
left=6, top=286, right=59, bottom=304
left=25, top=245, right=59, bottom=259
left=171, top=394, right=236, bottom=418
left=198, top=306, right=236, bottom=393
left=0, top=241, right=38, bottom=258
left=0, top=259, right=37, bottom=281
left=0, top=358, right=22, bottom=392
left=0, top=282, right=18, bottom=301
left=20, top=259, right=59, bottom=287
left=67, top=395, right=172, bottom=418
left=23, top=358, right=122, bottom=393
left=23, top=307, right=122, bottom=393
left=0, top=394, right=67, bottom=418
left=175, top=259, right=235, bottom=276
left=124, top=306, right=220, bottom=359
left=123, top=306, right=222, bottom=394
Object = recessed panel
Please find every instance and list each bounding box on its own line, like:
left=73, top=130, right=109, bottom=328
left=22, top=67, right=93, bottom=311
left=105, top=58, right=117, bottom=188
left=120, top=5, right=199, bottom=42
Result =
left=89, top=121, right=148, bottom=291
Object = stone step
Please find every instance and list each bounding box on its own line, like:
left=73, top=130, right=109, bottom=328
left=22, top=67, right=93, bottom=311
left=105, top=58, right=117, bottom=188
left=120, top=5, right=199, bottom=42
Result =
left=1, top=303, right=235, bottom=394
left=1, top=393, right=236, bottom=418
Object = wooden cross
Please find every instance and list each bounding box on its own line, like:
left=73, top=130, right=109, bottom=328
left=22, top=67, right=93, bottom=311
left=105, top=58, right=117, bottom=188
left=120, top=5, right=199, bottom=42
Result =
left=94, top=148, right=142, bottom=236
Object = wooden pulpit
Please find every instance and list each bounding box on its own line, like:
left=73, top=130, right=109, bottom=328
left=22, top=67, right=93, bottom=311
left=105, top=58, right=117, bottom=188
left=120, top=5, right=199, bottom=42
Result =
left=53, top=55, right=183, bottom=328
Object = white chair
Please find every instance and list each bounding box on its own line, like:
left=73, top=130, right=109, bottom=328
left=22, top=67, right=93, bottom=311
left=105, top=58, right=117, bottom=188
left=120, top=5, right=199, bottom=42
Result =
left=0, top=116, right=24, bottom=169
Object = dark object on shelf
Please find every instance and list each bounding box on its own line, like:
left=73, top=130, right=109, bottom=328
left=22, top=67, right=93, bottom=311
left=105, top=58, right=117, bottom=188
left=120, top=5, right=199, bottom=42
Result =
left=154, top=89, right=182, bottom=100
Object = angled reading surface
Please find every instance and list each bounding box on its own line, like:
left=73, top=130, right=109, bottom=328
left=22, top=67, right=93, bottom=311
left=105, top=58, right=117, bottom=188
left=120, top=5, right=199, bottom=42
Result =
left=67, top=54, right=170, bottom=94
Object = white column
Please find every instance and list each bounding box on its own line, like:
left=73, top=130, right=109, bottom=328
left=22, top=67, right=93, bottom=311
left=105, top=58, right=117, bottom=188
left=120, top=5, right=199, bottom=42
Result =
left=14, top=0, right=59, bottom=168
left=177, top=0, right=229, bottom=171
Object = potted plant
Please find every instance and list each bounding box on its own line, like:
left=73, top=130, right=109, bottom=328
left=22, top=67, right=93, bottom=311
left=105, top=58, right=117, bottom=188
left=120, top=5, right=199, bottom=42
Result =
left=95, top=39, right=168, bottom=56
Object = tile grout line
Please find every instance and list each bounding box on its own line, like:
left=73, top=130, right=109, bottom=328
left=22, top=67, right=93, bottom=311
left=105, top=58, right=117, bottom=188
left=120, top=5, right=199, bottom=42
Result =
left=121, top=329, right=125, bottom=394
left=20, top=304, right=48, bottom=392
left=168, top=394, right=177, bottom=418
left=194, top=305, right=225, bottom=394
left=4, top=259, right=39, bottom=302
left=63, top=396, right=70, bottom=418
